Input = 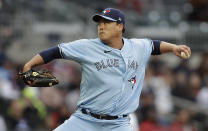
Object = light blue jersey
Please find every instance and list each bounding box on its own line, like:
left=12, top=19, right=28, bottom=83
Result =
left=59, top=38, right=153, bottom=116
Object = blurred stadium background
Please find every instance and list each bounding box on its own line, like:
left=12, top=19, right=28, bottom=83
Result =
left=0, top=0, right=208, bottom=131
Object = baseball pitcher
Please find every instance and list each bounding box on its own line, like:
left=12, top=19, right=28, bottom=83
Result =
left=22, top=8, right=191, bottom=131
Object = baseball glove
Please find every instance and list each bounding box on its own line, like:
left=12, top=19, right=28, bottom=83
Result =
left=19, top=69, right=59, bottom=87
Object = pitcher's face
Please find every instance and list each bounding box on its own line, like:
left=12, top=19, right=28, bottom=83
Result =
left=97, top=19, right=122, bottom=43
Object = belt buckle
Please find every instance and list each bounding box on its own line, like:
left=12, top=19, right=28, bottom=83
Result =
left=100, top=114, right=107, bottom=119
left=99, top=115, right=102, bottom=119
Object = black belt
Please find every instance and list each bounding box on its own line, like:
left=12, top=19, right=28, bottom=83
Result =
left=81, top=109, right=127, bottom=120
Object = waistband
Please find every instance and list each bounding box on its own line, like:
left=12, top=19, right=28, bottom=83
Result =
left=81, top=108, right=127, bottom=120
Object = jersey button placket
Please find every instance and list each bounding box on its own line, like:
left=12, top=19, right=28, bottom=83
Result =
left=114, top=51, right=128, bottom=110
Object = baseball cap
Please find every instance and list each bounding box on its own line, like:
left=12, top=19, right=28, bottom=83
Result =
left=92, top=8, right=125, bottom=32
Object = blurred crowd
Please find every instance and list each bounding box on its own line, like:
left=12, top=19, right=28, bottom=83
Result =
left=1, top=0, right=208, bottom=131
left=137, top=53, right=208, bottom=131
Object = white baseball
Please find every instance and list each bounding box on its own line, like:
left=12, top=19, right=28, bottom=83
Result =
left=181, top=52, right=190, bottom=59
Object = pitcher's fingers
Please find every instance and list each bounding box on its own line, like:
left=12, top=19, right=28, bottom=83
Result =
left=182, top=45, right=191, bottom=55
left=181, top=46, right=190, bottom=57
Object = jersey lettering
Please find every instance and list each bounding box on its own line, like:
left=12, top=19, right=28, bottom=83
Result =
left=95, top=59, right=119, bottom=71
left=128, top=60, right=138, bottom=70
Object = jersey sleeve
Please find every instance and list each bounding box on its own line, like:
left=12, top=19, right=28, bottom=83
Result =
left=131, top=38, right=153, bottom=65
left=143, top=39, right=153, bottom=62
left=58, top=39, right=89, bottom=63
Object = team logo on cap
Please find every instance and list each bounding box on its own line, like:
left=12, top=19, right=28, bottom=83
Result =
left=103, top=9, right=110, bottom=13
left=128, top=76, right=136, bottom=89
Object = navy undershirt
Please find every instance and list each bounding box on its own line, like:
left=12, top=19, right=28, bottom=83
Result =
left=151, top=40, right=161, bottom=55
left=39, top=46, right=62, bottom=63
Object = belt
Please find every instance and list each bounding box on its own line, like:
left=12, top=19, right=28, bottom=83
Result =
left=81, top=108, right=127, bottom=120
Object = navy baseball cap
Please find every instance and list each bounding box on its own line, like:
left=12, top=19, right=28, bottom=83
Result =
left=92, top=8, right=125, bottom=32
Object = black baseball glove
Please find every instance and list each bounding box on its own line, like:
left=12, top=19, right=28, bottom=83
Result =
left=19, top=69, right=59, bottom=87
